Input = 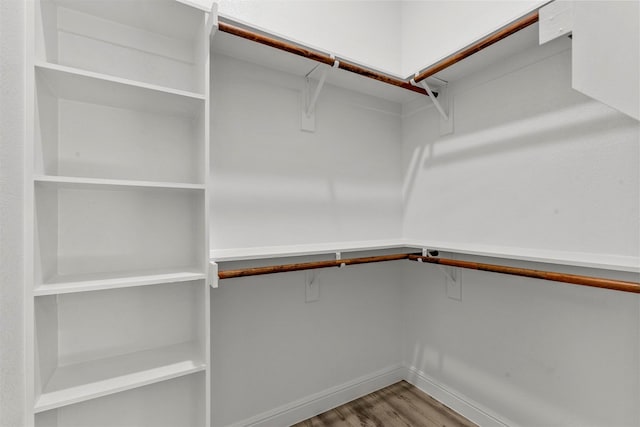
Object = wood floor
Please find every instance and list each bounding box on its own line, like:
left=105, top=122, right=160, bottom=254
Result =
left=292, top=381, right=477, bottom=427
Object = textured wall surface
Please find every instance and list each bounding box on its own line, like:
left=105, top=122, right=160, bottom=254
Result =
left=0, top=0, right=26, bottom=426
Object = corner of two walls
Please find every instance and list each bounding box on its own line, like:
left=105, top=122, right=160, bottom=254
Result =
left=210, top=28, right=640, bottom=427
left=210, top=4, right=639, bottom=426
left=399, top=30, right=640, bottom=427
left=209, top=55, right=406, bottom=427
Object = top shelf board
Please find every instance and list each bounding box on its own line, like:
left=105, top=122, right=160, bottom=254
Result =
left=428, top=23, right=559, bottom=83
left=50, top=0, right=206, bottom=42
left=211, top=18, right=424, bottom=105
left=212, top=16, right=549, bottom=105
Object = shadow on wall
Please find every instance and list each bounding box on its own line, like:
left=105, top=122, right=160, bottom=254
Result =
left=401, top=95, right=636, bottom=214
left=404, top=341, right=585, bottom=425
left=420, top=101, right=632, bottom=171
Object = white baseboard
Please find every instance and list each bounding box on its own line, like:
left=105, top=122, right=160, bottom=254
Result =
left=226, top=364, right=405, bottom=427
left=225, top=364, right=515, bottom=427
left=403, top=365, right=515, bottom=427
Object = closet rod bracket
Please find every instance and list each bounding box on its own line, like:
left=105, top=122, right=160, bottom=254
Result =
left=421, top=248, right=457, bottom=283
left=336, top=251, right=346, bottom=268
left=302, top=56, right=339, bottom=132
left=411, top=77, right=449, bottom=121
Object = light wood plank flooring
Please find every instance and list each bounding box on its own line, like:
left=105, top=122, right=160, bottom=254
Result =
left=292, top=381, right=477, bottom=427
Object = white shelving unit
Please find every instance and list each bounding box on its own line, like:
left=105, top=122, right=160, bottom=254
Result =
left=26, top=1, right=213, bottom=426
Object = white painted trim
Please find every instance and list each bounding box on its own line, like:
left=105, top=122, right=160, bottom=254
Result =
left=402, top=366, right=517, bottom=427
left=225, top=365, right=405, bottom=427
left=211, top=237, right=639, bottom=273
left=407, top=240, right=640, bottom=273
left=211, top=239, right=418, bottom=262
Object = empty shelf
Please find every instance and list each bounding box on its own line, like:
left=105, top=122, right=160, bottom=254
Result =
left=34, top=176, right=205, bottom=191
left=35, top=269, right=206, bottom=296
left=35, top=62, right=204, bottom=117
left=34, top=342, right=205, bottom=413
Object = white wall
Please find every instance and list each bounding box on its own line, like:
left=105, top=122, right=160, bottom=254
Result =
left=402, top=258, right=640, bottom=426
left=401, top=34, right=640, bottom=426
left=571, top=0, right=640, bottom=120
left=402, top=39, right=639, bottom=265
left=210, top=261, right=403, bottom=426
left=217, top=1, right=549, bottom=78
left=217, top=0, right=402, bottom=76
left=0, top=0, right=26, bottom=426
left=400, top=0, right=545, bottom=76
left=210, top=54, right=404, bottom=252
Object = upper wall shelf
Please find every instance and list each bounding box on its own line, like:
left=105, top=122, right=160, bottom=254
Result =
left=36, top=0, right=207, bottom=93
left=211, top=22, right=423, bottom=104
left=211, top=11, right=543, bottom=103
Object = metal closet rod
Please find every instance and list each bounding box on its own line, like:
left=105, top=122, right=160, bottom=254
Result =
left=218, top=252, right=640, bottom=294
left=217, top=10, right=539, bottom=95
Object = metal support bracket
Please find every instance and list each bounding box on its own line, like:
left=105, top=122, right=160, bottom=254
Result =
left=301, top=56, right=339, bottom=132
left=421, top=249, right=457, bottom=282
left=411, top=77, right=448, bottom=121
left=336, top=251, right=346, bottom=268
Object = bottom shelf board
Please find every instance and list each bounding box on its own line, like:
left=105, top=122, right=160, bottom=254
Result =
left=34, top=269, right=206, bottom=296
left=35, top=342, right=205, bottom=413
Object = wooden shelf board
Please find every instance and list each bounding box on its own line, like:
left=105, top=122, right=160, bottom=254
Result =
left=35, top=269, right=205, bottom=296
left=35, top=62, right=204, bottom=117
left=34, top=175, right=205, bottom=191
left=210, top=239, right=419, bottom=262
left=34, top=342, right=205, bottom=413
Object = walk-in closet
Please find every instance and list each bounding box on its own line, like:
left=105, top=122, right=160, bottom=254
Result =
left=1, top=0, right=638, bottom=426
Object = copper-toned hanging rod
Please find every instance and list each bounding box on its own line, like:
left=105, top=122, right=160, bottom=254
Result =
left=218, top=252, right=639, bottom=294
left=413, top=11, right=539, bottom=83
left=218, top=22, right=427, bottom=96
left=408, top=255, right=640, bottom=294
left=219, top=11, right=540, bottom=96
left=218, top=253, right=411, bottom=279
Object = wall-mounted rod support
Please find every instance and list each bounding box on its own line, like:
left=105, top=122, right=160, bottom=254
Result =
left=305, top=58, right=339, bottom=116
left=411, top=78, right=448, bottom=120
left=218, top=253, right=411, bottom=279
left=408, top=255, right=640, bottom=294
left=413, top=11, right=540, bottom=83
